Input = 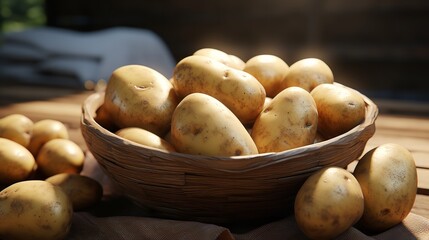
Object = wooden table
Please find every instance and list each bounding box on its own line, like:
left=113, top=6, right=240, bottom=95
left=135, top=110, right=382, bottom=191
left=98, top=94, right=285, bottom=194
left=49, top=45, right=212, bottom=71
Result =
left=0, top=84, right=428, bottom=220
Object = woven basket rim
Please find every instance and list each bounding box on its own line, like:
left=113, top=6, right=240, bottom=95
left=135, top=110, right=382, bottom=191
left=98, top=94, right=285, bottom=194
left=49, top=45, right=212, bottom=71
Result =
left=81, top=83, right=378, bottom=172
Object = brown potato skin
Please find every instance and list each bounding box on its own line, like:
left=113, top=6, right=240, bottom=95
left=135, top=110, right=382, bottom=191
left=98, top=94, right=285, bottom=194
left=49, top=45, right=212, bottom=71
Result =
left=116, top=127, right=176, bottom=152
left=262, top=97, right=273, bottom=111
left=244, top=54, right=289, bottom=97
left=94, top=104, right=117, bottom=131
left=251, top=87, right=318, bottom=153
left=0, top=180, right=73, bottom=240
left=36, top=138, right=85, bottom=177
left=173, top=55, right=266, bottom=124
left=0, top=138, right=36, bottom=185
left=0, top=114, right=33, bottom=147
left=228, top=54, right=246, bottom=70
left=27, top=119, right=69, bottom=157
left=193, top=48, right=245, bottom=69
left=104, top=65, right=179, bottom=136
left=353, top=143, right=418, bottom=233
left=311, top=83, right=366, bottom=139
left=171, top=93, right=258, bottom=156
left=46, top=173, right=103, bottom=211
left=295, top=167, right=364, bottom=240
left=281, top=58, right=334, bottom=92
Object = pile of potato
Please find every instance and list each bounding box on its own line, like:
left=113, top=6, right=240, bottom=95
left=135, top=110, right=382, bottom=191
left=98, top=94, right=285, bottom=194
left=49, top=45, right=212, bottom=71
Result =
left=1, top=47, right=416, bottom=239
left=295, top=143, right=417, bottom=239
left=98, top=48, right=366, bottom=156
left=97, top=48, right=418, bottom=238
left=0, top=114, right=103, bottom=240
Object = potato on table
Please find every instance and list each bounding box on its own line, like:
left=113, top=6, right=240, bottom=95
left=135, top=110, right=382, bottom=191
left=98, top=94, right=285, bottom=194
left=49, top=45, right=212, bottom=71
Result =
left=295, top=167, right=364, bottom=240
left=0, top=138, right=36, bottom=185
left=36, top=138, right=85, bottom=177
left=0, top=114, right=33, bottom=147
left=353, top=143, right=418, bottom=233
left=0, top=180, right=73, bottom=240
left=46, top=173, right=103, bottom=211
left=28, top=119, right=69, bottom=157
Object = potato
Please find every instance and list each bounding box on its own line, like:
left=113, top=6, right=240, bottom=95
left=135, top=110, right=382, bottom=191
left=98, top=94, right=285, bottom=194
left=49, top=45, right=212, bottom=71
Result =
left=243, top=54, right=289, bottom=97
left=311, top=83, right=366, bottom=139
left=116, top=127, right=176, bottom=152
left=353, top=143, right=418, bottom=233
left=173, top=55, right=266, bottom=124
left=36, top=138, right=85, bottom=177
left=46, top=173, right=103, bottom=211
left=193, top=48, right=245, bottom=69
left=0, top=114, right=33, bottom=147
left=281, top=58, right=334, bottom=92
left=263, top=97, right=273, bottom=110
left=0, top=138, right=36, bottom=184
left=94, top=104, right=117, bottom=131
left=228, top=54, right=246, bottom=70
left=295, top=167, right=364, bottom=240
left=251, top=87, right=318, bottom=153
left=314, top=131, right=326, bottom=143
left=28, top=119, right=69, bottom=157
left=103, top=65, right=179, bottom=136
left=163, top=130, right=173, bottom=145
left=171, top=93, right=258, bottom=156
left=0, top=180, right=73, bottom=240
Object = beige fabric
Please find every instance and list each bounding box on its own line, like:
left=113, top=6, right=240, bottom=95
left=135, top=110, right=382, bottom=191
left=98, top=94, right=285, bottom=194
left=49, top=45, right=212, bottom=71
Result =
left=66, top=212, right=429, bottom=240
left=67, top=213, right=232, bottom=240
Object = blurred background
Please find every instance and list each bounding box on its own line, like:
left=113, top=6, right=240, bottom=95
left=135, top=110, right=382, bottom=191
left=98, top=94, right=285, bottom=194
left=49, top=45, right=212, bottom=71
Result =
left=1, top=0, right=429, bottom=113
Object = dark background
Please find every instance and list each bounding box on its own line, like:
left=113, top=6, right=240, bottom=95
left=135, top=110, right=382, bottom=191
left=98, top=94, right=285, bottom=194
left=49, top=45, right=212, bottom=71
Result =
left=11, top=0, right=429, bottom=103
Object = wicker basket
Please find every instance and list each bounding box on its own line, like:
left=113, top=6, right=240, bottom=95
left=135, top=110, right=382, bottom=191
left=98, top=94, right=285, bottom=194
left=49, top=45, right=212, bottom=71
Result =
left=81, top=83, right=378, bottom=225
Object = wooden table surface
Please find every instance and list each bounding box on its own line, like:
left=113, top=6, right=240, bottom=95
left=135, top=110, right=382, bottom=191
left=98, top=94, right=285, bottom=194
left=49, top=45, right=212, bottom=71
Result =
left=0, top=84, right=428, bottom=220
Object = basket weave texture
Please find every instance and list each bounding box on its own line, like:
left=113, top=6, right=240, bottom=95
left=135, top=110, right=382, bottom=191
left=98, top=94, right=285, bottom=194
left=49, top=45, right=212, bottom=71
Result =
left=81, top=84, right=378, bottom=224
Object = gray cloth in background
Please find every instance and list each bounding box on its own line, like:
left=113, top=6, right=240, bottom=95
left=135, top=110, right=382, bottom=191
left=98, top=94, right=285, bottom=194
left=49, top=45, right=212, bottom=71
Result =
left=0, top=27, right=176, bottom=89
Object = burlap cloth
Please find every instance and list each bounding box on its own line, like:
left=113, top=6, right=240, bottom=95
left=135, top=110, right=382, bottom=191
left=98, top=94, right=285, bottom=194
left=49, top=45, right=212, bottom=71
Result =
left=68, top=154, right=429, bottom=240
left=66, top=210, right=429, bottom=240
